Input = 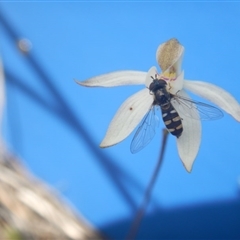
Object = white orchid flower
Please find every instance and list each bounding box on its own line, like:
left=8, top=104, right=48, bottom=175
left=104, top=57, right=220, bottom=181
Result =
left=76, top=38, right=240, bottom=172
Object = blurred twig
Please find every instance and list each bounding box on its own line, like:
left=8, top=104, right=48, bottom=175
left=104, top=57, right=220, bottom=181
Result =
left=126, top=129, right=169, bottom=240
left=0, top=8, right=147, bottom=212
left=0, top=18, right=106, bottom=239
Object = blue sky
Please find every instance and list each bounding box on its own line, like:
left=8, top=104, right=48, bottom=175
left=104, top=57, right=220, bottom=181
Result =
left=0, top=2, right=240, bottom=239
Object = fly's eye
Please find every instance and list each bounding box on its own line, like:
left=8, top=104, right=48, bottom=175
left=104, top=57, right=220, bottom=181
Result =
left=149, top=82, right=154, bottom=91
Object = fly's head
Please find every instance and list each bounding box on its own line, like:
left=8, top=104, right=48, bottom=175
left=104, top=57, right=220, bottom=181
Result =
left=149, top=77, right=167, bottom=95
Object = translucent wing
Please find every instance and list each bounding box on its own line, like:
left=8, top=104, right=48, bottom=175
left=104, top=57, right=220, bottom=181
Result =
left=130, top=105, right=159, bottom=153
left=171, top=94, right=224, bottom=120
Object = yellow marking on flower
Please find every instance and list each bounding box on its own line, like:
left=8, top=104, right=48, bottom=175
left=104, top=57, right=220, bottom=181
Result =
left=161, top=71, right=177, bottom=81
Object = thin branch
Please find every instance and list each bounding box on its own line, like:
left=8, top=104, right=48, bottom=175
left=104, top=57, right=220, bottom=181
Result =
left=0, top=9, right=145, bottom=211
left=126, top=128, right=169, bottom=240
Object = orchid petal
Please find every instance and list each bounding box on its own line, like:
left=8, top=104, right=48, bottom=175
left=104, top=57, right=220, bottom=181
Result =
left=100, top=88, right=153, bottom=148
left=184, top=80, right=240, bottom=122
left=145, top=66, right=158, bottom=88
left=168, top=70, right=184, bottom=95
left=172, top=90, right=202, bottom=172
left=75, top=71, right=147, bottom=88
left=156, top=38, right=184, bottom=77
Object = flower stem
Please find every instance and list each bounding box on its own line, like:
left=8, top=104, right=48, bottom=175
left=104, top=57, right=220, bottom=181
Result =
left=126, top=128, right=169, bottom=240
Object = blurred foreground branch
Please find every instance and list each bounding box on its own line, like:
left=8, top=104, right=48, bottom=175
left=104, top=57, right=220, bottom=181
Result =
left=0, top=146, right=106, bottom=240
left=0, top=45, right=106, bottom=239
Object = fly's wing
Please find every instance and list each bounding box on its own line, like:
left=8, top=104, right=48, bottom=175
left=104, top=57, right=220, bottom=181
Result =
left=171, top=94, right=224, bottom=120
left=130, top=105, right=159, bottom=153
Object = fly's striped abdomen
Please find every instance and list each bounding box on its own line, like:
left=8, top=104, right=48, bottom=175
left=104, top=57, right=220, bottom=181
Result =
left=150, top=80, right=183, bottom=138
left=161, top=104, right=183, bottom=138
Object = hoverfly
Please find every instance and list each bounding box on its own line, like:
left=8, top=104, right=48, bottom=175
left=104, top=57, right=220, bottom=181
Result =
left=130, top=76, right=224, bottom=153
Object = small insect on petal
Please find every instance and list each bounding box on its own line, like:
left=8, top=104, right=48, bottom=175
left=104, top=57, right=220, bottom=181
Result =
left=100, top=88, right=153, bottom=148
left=75, top=71, right=147, bottom=88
